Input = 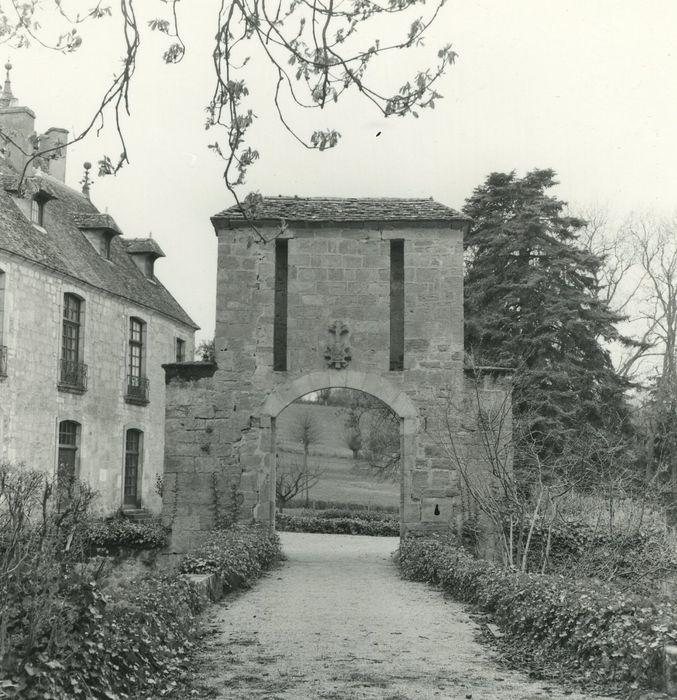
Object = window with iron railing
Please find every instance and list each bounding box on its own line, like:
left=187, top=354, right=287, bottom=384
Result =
left=125, top=317, right=149, bottom=404
left=59, top=294, right=87, bottom=392
left=125, top=375, right=149, bottom=404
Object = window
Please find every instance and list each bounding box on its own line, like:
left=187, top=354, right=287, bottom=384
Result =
left=175, top=337, right=186, bottom=362
left=389, top=239, right=405, bottom=371
left=59, top=294, right=87, bottom=391
left=273, top=238, right=288, bottom=371
left=30, top=195, right=46, bottom=226
left=126, top=317, right=149, bottom=403
left=123, top=429, right=143, bottom=507
left=57, top=420, right=80, bottom=505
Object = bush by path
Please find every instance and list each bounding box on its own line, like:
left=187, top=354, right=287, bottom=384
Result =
left=399, top=533, right=677, bottom=694
left=2, top=523, right=282, bottom=699
left=179, top=523, right=282, bottom=588
left=277, top=512, right=399, bottom=536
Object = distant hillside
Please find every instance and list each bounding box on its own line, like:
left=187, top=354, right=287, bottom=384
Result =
left=276, top=403, right=352, bottom=457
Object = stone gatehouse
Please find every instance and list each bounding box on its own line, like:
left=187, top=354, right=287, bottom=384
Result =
left=163, top=197, right=509, bottom=550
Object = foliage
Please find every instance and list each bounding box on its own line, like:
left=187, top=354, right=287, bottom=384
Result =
left=0, top=463, right=97, bottom=674
left=339, top=393, right=400, bottom=479
left=2, top=572, right=203, bottom=699
left=0, top=1, right=455, bottom=217
left=196, top=337, right=216, bottom=363
left=85, top=516, right=169, bottom=551
left=276, top=512, right=399, bottom=536
left=212, top=477, right=244, bottom=529
left=179, top=523, right=282, bottom=589
left=0, top=463, right=202, bottom=698
left=463, top=169, right=633, bottom=462
left=399, top=534, right=677, bottom=694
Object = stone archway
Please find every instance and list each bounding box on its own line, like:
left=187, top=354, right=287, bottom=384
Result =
left=261, top=370, right=418, bottom=535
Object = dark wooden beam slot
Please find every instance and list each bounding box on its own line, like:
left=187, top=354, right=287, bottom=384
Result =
left=273, top=238, right=288, bottom=371
left=390, top=239, right=404, bottom=371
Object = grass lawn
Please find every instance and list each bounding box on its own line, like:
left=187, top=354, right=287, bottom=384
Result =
left=278, top=451, right=399, bottom=509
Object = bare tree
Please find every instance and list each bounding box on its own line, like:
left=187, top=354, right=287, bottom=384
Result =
left=576, top=206, right=652, bottom=381
left=276, top=459, right=322, bottom=511
left=0, top=0, right=455, bottom=219
left=288, top=409, right=322, bottom=507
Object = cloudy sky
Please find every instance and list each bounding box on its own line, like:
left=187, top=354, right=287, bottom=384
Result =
left=9, top=1, right=677, bottom=341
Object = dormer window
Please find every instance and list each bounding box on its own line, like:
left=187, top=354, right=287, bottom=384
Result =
left=72, top=213, right=122, bottom=262
left=30, top=194, right=47, bottom=226
left=82, top=229, right=115, bottom=260
left=124, top=237, right=166, bottom=280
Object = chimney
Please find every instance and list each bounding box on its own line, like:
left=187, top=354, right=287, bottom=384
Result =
left=39, top=127, right=69, bottom=182
left=0, top=62, right=36, bottom=175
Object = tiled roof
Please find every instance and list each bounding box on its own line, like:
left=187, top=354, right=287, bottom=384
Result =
left=212, top=196, right=469, bottom=224
left=0, top=163, right=197, bottom=329
left=123, top=237, right=165, bottom=258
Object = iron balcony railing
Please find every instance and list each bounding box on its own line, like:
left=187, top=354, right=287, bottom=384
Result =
left=58, top=358, right=88, bottom=391
left=125, top=375, right=150, bottom=404
left=0, top=345, right=7, bottom=377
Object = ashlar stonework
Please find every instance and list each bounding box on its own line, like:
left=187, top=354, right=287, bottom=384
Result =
left=162, top=197, right=510, bottom=551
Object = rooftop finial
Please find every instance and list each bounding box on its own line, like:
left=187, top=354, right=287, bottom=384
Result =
left=0, top=58, right=16, bottom=108
left=80, top=161, right=92, bottom=199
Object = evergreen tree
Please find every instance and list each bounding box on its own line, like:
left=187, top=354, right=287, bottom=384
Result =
left=462, top=169, right=631, bottom=459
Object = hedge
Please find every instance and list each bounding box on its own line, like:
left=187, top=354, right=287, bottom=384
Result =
left=2, top=524, right=282, bottom=699
left=276, top=512, right=399, bottom=536
left=399, top=533, right=677, bottom=693
left=179, top=523, right=282, bottom=589
left=85, top=517, right=170, bottom=551
left=285, top=498, right=398, bottom=513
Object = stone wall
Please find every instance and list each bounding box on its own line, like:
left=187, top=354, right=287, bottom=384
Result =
left=0, top=251, right=195, bottom=513
left=163, top=220, right=510, bottom=550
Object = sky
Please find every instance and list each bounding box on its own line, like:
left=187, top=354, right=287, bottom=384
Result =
left=6, top=1, right=677, bottom=342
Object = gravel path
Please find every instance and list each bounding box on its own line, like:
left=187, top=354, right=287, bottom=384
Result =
left=192, top=532, right=613, bottom=699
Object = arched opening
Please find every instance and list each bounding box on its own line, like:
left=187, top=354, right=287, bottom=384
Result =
left=262, top=370, right=418, bottom=537
left=275, top=388, right=400, bottom=520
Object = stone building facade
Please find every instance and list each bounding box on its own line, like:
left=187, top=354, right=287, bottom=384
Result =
left=0, top=68, right=197, bottom=514
left=163, top=197, right=509, bottom=550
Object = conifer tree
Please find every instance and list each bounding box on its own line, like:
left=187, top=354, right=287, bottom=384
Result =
left=462, top=169, right=631, bottom=459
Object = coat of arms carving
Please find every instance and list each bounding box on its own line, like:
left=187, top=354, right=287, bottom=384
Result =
left=324, top=320, right=351, bottom=369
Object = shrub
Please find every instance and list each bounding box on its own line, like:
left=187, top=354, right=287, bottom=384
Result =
left=399, top=533, right=677, bottom=693
left=520, top=517, right=677, bottom=594
left=179, top=523, right=282, bottom=589
left=2, top=572, right=203, bottom=698
left=285, top=498, right=398, bottom=513
left=85, top=516, right=170, bottom=551
left=276, top=512, right=399, bottom=536
left=292, top=508, right=397, bottom=520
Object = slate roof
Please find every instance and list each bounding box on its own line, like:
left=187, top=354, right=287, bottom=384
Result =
left=212, top=196, right=469, bottom=225
left=0, top=163, right=198, bottom=329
